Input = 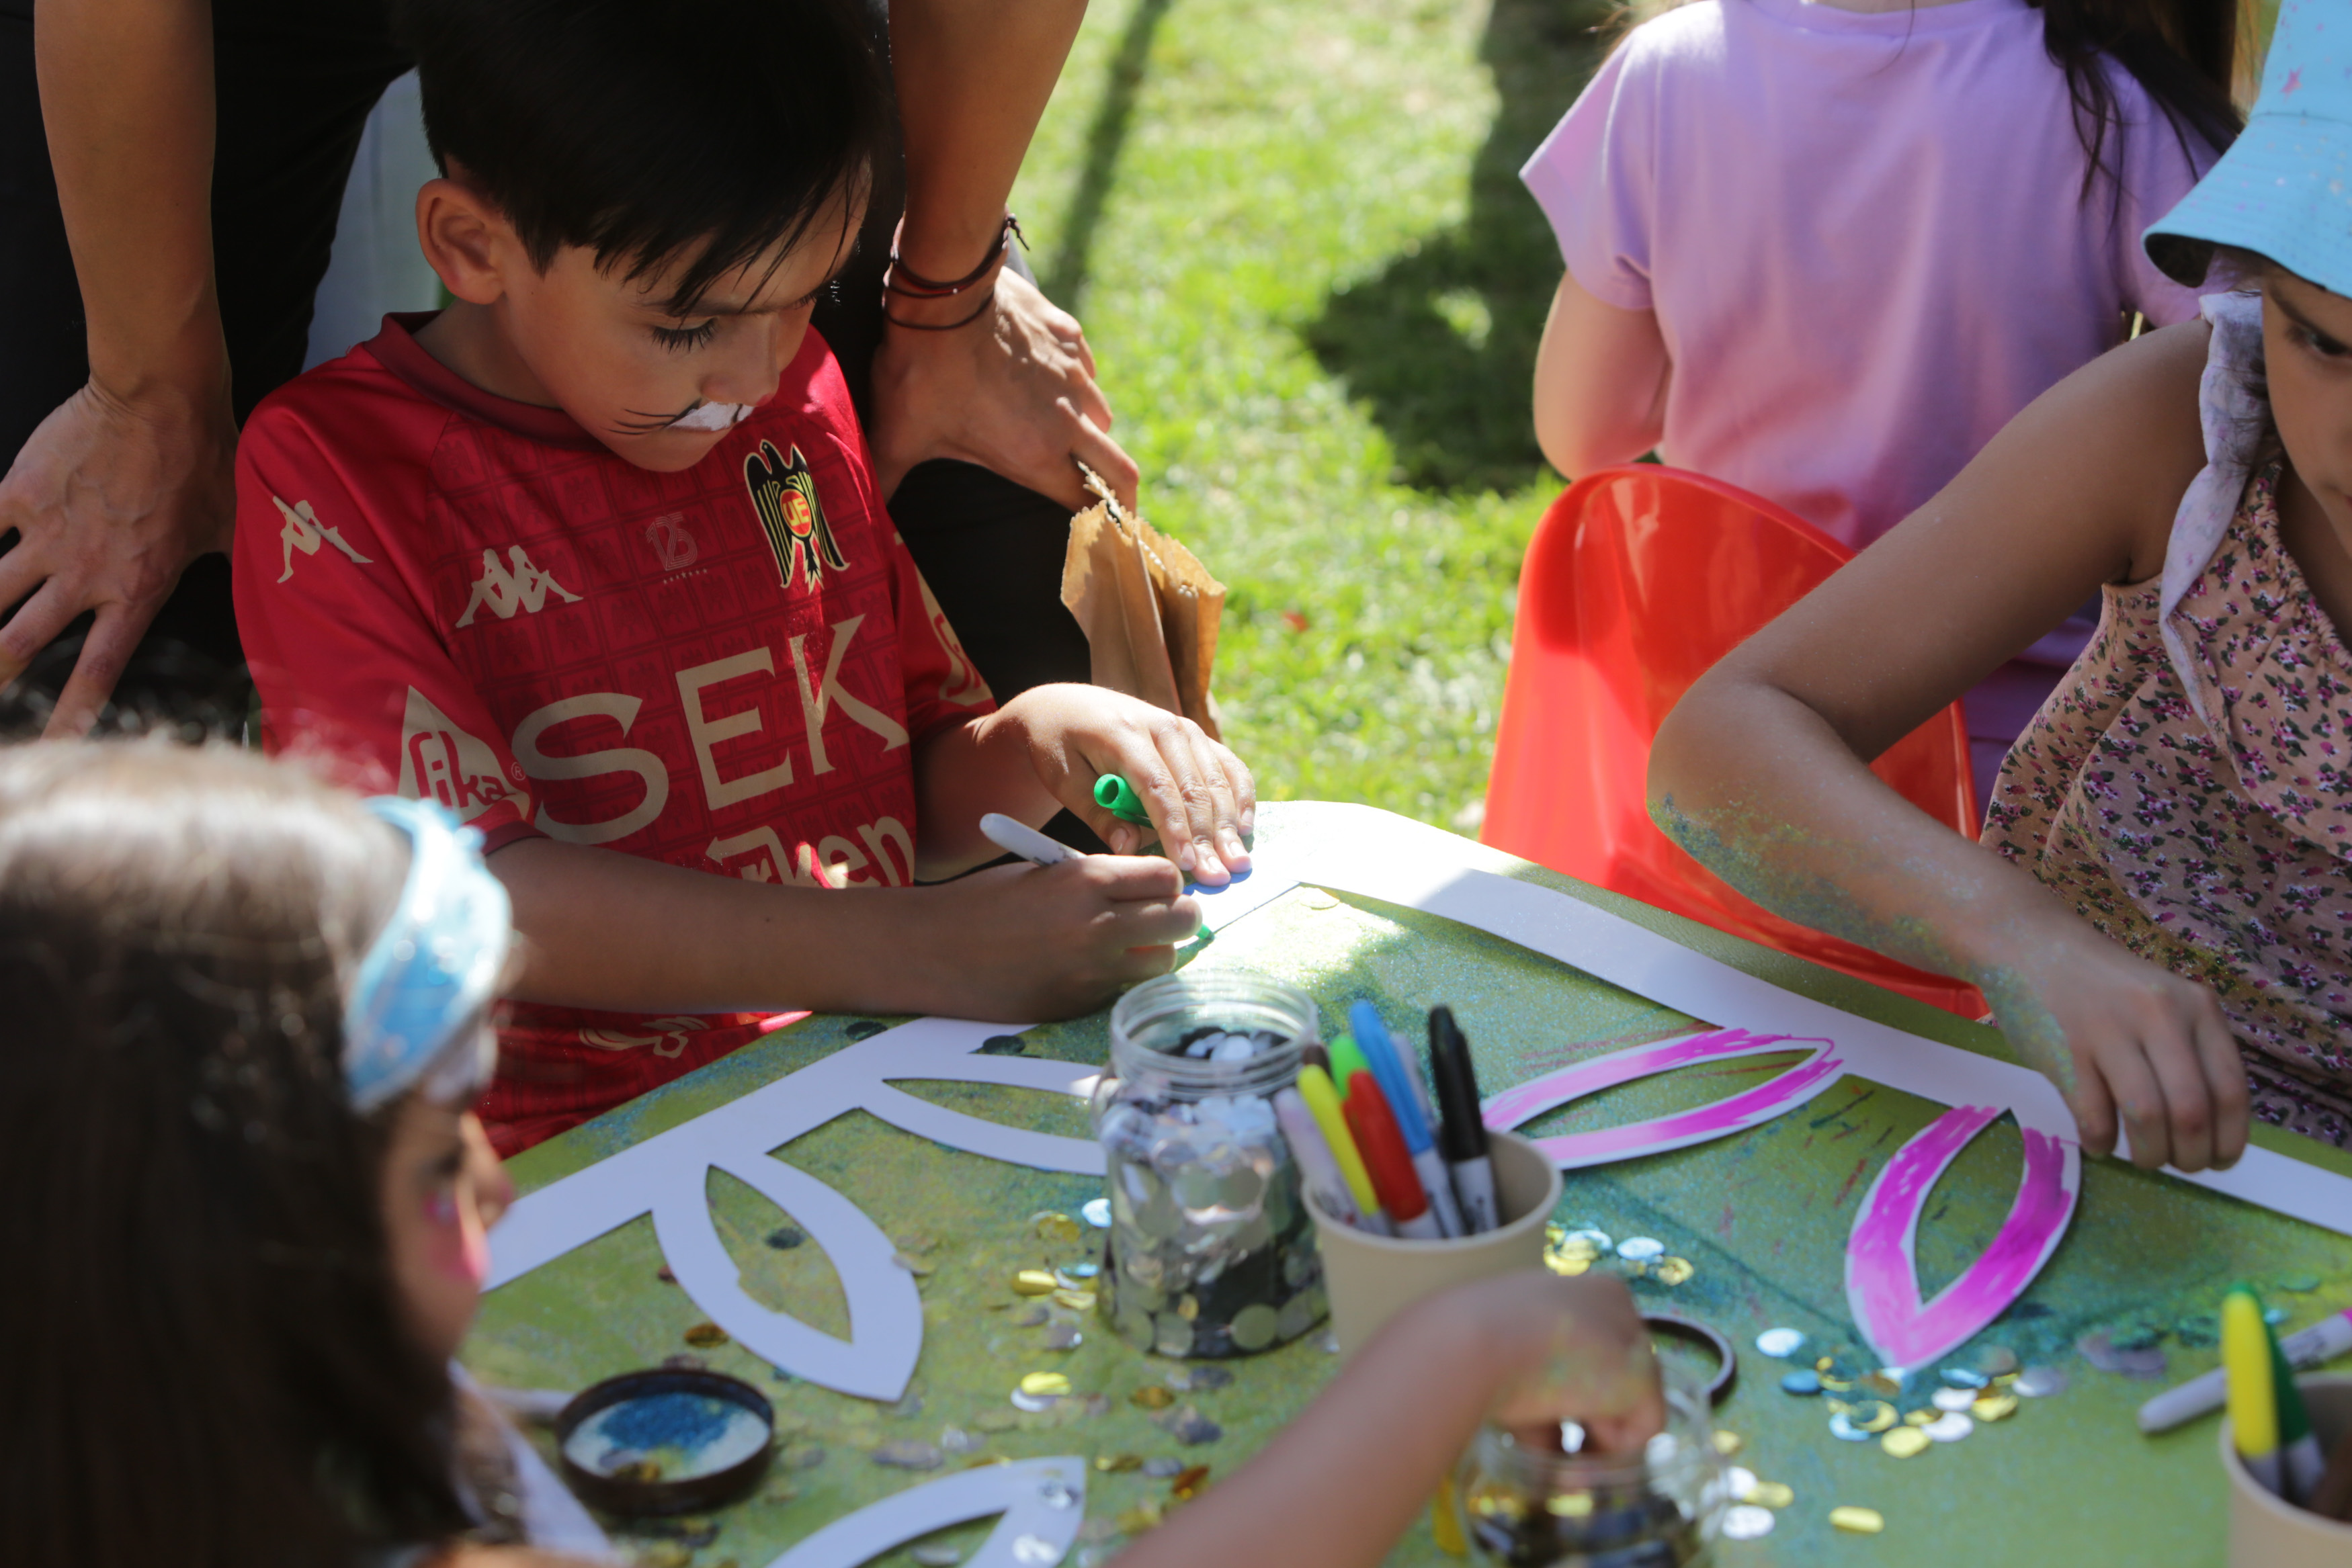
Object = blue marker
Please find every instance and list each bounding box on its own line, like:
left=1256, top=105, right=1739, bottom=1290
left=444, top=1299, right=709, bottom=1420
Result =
left=1348, top=1001, right=1463, bottom=1237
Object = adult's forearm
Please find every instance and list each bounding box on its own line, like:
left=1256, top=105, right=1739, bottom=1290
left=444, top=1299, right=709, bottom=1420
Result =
left=890, top=0, right=1085, bottom=279
left=36, top=0, right=226, bottom=395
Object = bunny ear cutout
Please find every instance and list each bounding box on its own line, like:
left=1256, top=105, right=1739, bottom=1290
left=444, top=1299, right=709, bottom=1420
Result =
left=1482, top=1028, right=1847, bottom=1169
left=1845, top=1104, right=2080, bottom=1370
left=854, top=1025, right=1107, bottom=1177
left=650, top=1150, right=923, bottom=1401
left=763, top=1457, right=1087, bottom=1568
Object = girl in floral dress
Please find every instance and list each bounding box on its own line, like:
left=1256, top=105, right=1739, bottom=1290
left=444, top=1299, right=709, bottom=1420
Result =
left=1647, top=0, right=2352, bottom=1172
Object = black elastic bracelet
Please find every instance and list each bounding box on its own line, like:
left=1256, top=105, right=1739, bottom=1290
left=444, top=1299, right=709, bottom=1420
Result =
left=1643, top=1311, right=1738, bottom=1405
left=886, top=213, right=1028, bottom=299
left=882, top=288, right=997, bottom=333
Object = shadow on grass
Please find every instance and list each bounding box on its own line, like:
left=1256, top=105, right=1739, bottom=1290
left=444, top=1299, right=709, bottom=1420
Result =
left=1041, top=0, right=1178, bottom=307
left=1303, top=0, right=1616, bottom=494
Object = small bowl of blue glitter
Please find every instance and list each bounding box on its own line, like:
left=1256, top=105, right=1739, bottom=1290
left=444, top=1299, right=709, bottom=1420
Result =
left=554, top=1367, right=775, bottom=1516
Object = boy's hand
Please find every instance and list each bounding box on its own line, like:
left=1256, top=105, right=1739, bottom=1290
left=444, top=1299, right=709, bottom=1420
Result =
left=1476, top=1274, right=1667, bottom=1458
left=1976, top=921, right=2249, bottom=1173
left=996, top=683, right=1255, bottom=885
left=907, top=855, right=1199, bottom=1018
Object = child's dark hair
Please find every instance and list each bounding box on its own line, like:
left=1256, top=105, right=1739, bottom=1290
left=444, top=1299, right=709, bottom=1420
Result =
left=2033, top=0, right=2246, bottom=200
left=0, top=744, right=464, bottom=1568
left=400, top=0, right=888, bottom=312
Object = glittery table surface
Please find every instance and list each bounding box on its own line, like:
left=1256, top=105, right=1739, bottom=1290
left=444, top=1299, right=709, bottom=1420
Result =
left=466, top=803, right=2352, bottom=1568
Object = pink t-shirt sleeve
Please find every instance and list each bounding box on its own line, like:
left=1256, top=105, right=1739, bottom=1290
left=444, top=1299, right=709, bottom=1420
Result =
left=2113, top=85, right=2222, bottom=327
left=1521, top=42, right=1658, bottom=313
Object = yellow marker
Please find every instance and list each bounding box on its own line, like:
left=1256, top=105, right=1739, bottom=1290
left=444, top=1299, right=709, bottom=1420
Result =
left=2224, top=1287, right=2283, bottom=1496
left=1298, top=1064, right=1384, bottom=1223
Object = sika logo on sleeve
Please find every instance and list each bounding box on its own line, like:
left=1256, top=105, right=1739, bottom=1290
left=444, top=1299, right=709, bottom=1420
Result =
left=397, top=687, right=526, bottom=822
left=272, top=495, right=372, bottom=583
left=744, top=440, right=849, bottom=591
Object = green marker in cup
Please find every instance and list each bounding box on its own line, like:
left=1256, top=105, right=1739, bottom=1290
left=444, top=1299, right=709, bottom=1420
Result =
left=1094, top=773, right=1151, bottom=824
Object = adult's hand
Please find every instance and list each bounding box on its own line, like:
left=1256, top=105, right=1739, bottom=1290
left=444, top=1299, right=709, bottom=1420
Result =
left=0, top=376, right=236, bottom=734
left=867, top=268, right=1140, bottom=514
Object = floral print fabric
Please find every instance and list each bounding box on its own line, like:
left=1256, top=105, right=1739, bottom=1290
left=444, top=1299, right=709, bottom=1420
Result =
left=1985, top=460, right=2352, bottom=1149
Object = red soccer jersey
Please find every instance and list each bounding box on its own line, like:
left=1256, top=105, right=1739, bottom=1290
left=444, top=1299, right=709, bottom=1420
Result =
left=233, top=314, right=993, bottom=1154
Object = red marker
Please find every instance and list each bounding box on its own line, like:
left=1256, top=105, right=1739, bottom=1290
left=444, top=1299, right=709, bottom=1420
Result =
left=1343, top=1072, right=1443, bottom=1239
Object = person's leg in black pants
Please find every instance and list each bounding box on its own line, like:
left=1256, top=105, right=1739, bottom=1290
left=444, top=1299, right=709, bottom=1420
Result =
left=0, top=2, right=409, bottom=739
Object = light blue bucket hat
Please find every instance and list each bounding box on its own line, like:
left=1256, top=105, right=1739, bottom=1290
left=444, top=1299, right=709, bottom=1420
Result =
left=2145, top=0, right=2352, bottom=296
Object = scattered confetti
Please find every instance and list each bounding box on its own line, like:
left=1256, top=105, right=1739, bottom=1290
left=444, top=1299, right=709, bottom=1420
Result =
left=1923, top=1413, right=1974, bottom=1443
left=1169, top=1465, right=1211, bottom=1499
left=1828, top=1413, right=1872, bottom=1443
left=1042, top=1323, right=1084, bottom=1351
left=1931, top=1387, right=1975, bottom=1413
left=1013, top=1270, right=1058, bottom=1296
left=1116, top=1503, right=1164, bottom=1534
left=683, top=1322, right=728, bottom=1348
left=1857, top=1372, right=1902, bottom=1399
left=1168, top=1411, right=1222, bottom=1446
left=1011, top=1533, right=1062, bottom=1565
left=1748, top=1481, right=1795, bottom=1510
left=663, top=1354, right=708, bottom=1372
left=1710, top=1429, right=1745, bottom=1456
left=980, top=1035, right=1028, bottom=1056
left=1019, top=1373, right=1072, bottom=1398
left=1755, top=1327, right=1807, bottom=1359
left=1034, top=1212, right=1085, bottom=1246
left=940, top=1428, right=978, bottom=1454
left=872, top=1440, right=944, bottom=1471
left=1130, top=1386, right=1176, bottom=1411
left=2014, top=1365, right=2069, bottom=1399
left=1082, top=1198, right=1112, bottom=1228
left=656, top=1265, right=677, bottom=1284
left=1939, top=1366, right=1987, bottom=1389
left=1830, top=1506, right=1886, bottom=1534
left=1970, top=1393, right=2019, bottom=1424
left=2078, top=1331, right=2168, bottom=1380
left=1851, top=1400, right=1898, bottom=1434
left=1095, top=1454, right=1142, bottom=1473
left=1142, top=1457, right=1186, bottom=1478
left=1722, top=1504, right=1776, bottom=1539
left=1726, top=1467, right=1758, bottom=1499
left=765, top=1227, right=805, bottom=1250
left=1970, top=1346, right=2019, bottom=1377
left=1040, top=1481, right=1081, bottom=1510
left=1173, top=1366, right=1232, bottom=1391
left=1652, top=1257, right=1695, bottom=1286
left=1616, top=1237, right=1666, bottom=1263
left=1053, top=1290, right=1098, bottom=1312
left=1780, top=1370, right=1822, bottom=1397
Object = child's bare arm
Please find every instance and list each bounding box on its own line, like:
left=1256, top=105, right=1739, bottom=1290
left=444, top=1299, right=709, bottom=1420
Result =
left=1109, top=1274, right=1661, bottom=1568
left=1531, top=271, right=1670, bottom=478
left=489, top=835, right=1197, bottom=1022
left=912, top=684, right=1256, bottom=885
left=1650, top=322, right=2251, bottom=1173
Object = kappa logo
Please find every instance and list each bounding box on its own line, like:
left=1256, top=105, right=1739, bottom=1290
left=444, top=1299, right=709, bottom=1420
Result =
left=456, top=545, right=582, bottom=627
left=744, top=441, right=848, bottom=591
left=272, top=495, right=372, bottom=584
left=645, top=512, right=700, bottom=572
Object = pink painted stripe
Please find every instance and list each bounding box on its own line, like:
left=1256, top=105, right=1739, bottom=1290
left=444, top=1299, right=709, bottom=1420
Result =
left=1847, top=1104, right=2078, bottom=1369
left=1482, top=1029, right=1816, bottom=1129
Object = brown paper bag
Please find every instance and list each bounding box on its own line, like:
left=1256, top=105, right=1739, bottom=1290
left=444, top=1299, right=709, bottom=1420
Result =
left=1060, top=469, right=1225, bottom=740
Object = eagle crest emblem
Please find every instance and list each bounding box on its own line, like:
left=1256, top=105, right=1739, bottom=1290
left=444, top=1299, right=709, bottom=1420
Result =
left=744, top=440, right=849, bottom=591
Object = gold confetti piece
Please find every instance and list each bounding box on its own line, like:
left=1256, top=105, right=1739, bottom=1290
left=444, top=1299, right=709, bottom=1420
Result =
left=1130, top=1385, right=1176, bottom=1410
left=1116, top=1502, right=1164, bottom=1534
left=1749, top=1481, right=1795, bottom=1510
left=1825, top=1398, right=1853, bottom=1415
left=1095, top=1454, right=1142, bottom=1473
left=1880, top=1428, right=1930, bottom=1458
left=1053, top=1289, right=1098, bottom=1311
left=1544, top=1491, right=1595, bottom=1518
left=1859, top=1373, right=1901, bottom=1398
left=1012, top=1270, right=1057, bottom=1296
left=1815, top=1355, right=1836, bottom=1373
left=1169, top=1465, right=1211, bottom=1499
left=1546, top=1224, right=1566, bottom=1244
left=1019, top=1372, right=1071, bottom=1397
left=1545, top=1251, right=1592, bottom=1277
left=1851, top=1400, right=1898, bottom=1434
left=1176, top=1295, right=1200, bottom=1320
left=1903, top=1409, right=1937, bottom=1427
left=1970, top=1393, right=2019, bottom=1423
left=683, top=1322, right=729, bottom=1348
left=1830, top=1506, right=1886, bottom=1534
left=1653, top=1257, right=1695, bottom=1286
left=1034, top=1212, right=1085, bottom=1246
left=1710, top=1430, right=1745, bottom=1456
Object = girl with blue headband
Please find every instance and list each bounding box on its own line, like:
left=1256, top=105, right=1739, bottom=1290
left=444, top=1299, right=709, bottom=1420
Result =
left=1653, top=0, right=2352, bottom=1173
left=0, top=742, right=601, bottom=1566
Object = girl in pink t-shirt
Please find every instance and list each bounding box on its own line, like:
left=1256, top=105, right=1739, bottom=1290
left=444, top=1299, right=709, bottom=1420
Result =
left=1523, top=0, right=2242, bottom=789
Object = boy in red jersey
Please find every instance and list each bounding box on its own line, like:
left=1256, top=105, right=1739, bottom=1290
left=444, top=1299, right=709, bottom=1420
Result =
left=231, top=0, right=1253, bottom=1155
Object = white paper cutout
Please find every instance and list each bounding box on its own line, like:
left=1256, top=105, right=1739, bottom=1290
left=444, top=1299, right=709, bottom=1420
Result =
left=762, top=1456, right=1087, bottom=1568
left=487, top=1018, right=1105, bottom=1399
left=1188, top=803, right=2352, bottom=1237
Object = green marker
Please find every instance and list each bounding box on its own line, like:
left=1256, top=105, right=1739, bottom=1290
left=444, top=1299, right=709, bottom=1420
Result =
left=1094, top=773, right=1150, bottom=824
left=1330, top=1031, right=1375, bottom=1093
left=2269, top=1314, right=2328, bottom=1503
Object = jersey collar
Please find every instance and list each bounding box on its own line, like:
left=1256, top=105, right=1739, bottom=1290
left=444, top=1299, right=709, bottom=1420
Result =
left=365, top=312, right=607, bottom=451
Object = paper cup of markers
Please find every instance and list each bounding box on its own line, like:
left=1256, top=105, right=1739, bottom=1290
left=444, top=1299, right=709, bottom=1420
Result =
left=2222, top=1373, right=2352, bottom=1568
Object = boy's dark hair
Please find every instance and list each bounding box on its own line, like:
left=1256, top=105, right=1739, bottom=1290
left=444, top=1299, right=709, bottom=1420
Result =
left=0, top=743, right=462, bottom=1568
left=401, top=0, right=887, bottom=312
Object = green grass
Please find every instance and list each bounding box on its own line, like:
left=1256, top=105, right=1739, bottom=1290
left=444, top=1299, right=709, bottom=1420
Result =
left=1011, top=0, right=1614, bottom=830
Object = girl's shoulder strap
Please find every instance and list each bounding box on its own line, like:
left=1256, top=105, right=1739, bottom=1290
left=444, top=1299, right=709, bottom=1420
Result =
left=2159, top=290, right=2269, bottom=727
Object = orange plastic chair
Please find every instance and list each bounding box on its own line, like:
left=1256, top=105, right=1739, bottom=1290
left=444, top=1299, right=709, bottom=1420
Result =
left=1482, top=466, right=1986, bottom=1018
